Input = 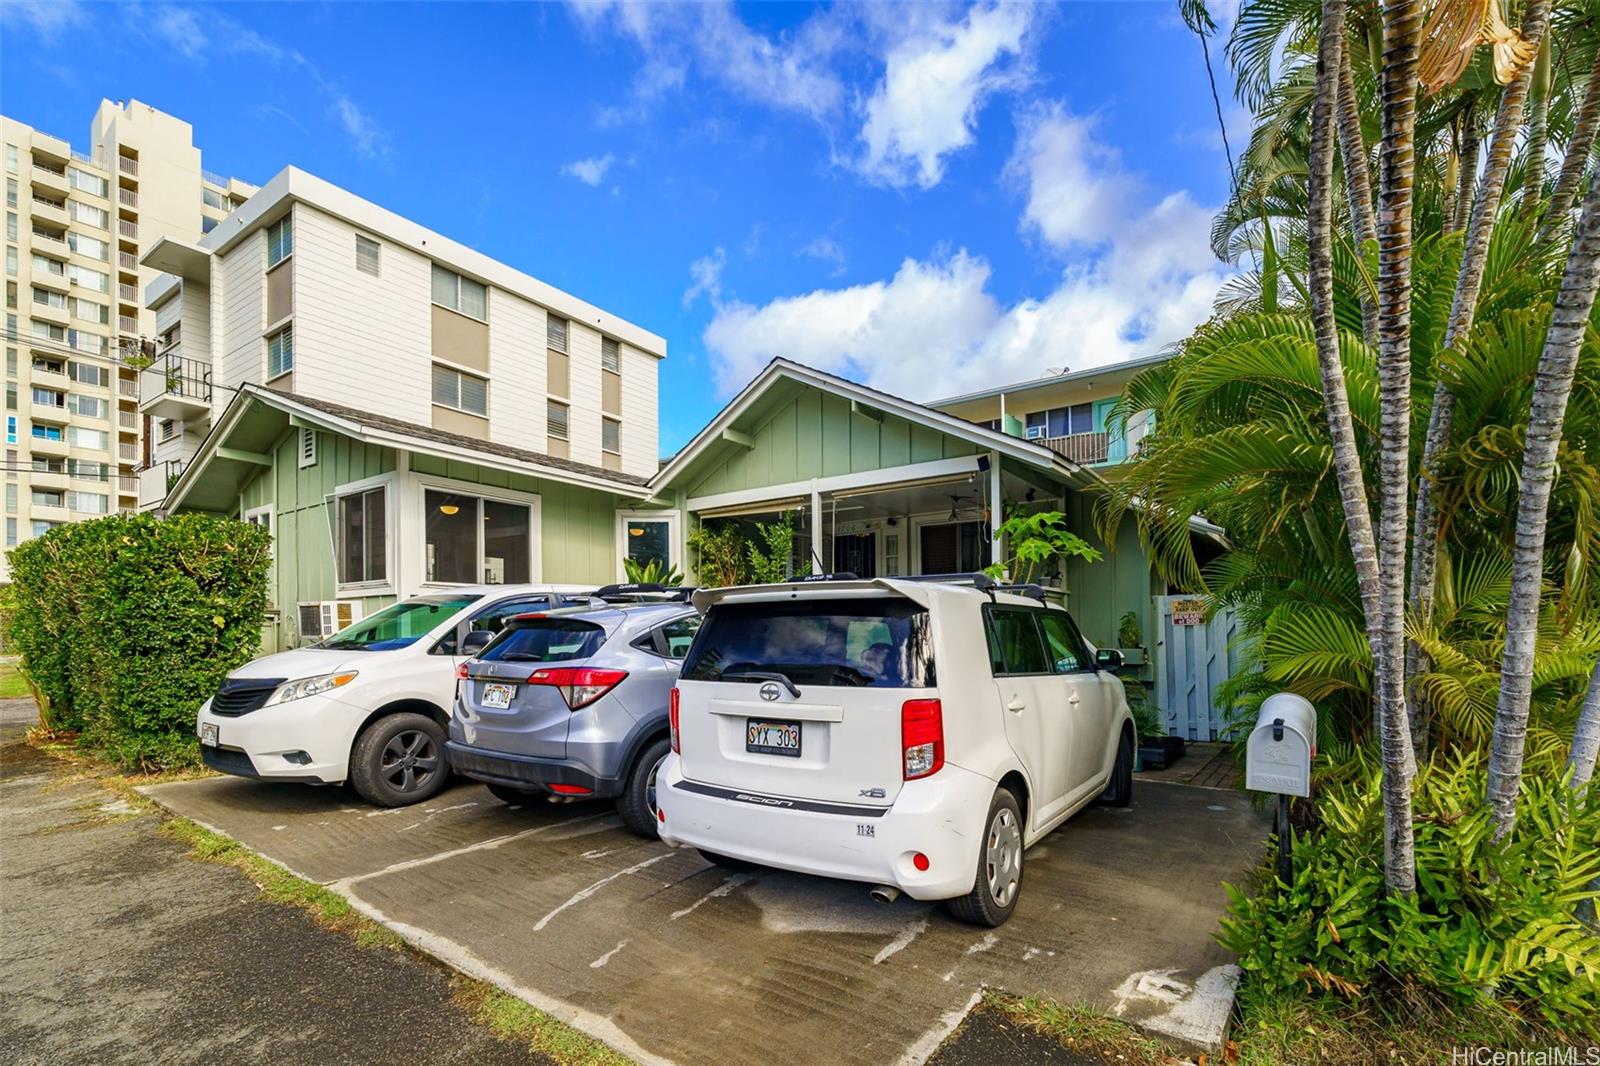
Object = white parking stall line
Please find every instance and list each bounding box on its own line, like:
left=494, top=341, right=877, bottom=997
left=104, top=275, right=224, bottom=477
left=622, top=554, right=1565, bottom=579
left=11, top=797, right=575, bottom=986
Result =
left=872, top=918, right=929, bottom=965
left=669, top=873, right=753, bottom=921
left=336, top=810, right=617, bottom=888
left=533, top=852, right=677, bottom=932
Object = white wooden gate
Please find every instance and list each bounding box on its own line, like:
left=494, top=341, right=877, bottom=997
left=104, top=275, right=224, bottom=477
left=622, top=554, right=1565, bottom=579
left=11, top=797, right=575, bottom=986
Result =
left=1152, top=596, right=1246, bottom=741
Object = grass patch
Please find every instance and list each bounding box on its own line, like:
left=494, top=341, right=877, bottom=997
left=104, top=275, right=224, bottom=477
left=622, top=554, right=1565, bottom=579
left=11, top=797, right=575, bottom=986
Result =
left=159, top=817, right=403, bottom=951
left=987, top=990, right=1178, bottom=1064
left=0, top=661, right=34, bottom=699
left=454, top=977, right=634, bottom=1066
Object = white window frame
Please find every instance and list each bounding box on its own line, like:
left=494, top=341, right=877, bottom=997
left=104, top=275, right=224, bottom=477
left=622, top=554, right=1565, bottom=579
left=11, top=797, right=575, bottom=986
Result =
left=431, top=265, right=487, bottom=322
left=601, top=415, right=621, bottom=455
left=355, top=233, right=381, bottom=277
left=267, top=323, right=293, bottom=380
left=243, top=504, right=274, bottom=561
left=331, top=471, right=397, bottom=597
left=615, top=509, right=682, bottom=582
left=267, top=215, right=293, bottom=268
left=430, top=361, right=489, bottom=417
left=547, top=399, right=570, bottom=441
left=411, top=472, right=542, bottom=590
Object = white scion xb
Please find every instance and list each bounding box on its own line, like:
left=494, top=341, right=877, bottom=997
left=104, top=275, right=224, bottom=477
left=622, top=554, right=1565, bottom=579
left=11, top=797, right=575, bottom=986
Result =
left=657, top=576, right=1135, bottom=926
left=196, top=584, right=596, bottom=806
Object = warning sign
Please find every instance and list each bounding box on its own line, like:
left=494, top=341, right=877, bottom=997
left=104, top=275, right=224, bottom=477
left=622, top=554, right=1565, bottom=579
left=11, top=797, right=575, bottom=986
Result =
left=1170, top=598, right=1207, bottom=626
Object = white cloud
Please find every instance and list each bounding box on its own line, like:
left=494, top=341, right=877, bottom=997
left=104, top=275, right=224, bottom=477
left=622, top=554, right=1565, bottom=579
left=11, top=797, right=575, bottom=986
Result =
left=856, top=3, right=1034, bottom=189
left=702, top=102, right=1231, bottom=400
left=797, top=236, right=847, bottom=277
left=562, top=154, right=616, bottom=186
left=1, top=0, right=85, bottom=41
left=683, top=247, right=727, bottom=309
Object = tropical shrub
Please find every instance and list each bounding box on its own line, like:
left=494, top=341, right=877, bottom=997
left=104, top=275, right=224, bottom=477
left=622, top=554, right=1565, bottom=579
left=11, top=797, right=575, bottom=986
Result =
left=687, top=523, right=746, bottom=587
left=5, top=513, right=271, bottom=770
left=747, top=511, right=810, bottom=583
left=621, top=557, right=683, bottom=586
left=982, top=509, right=1102, bottom=584
left=1221, top=750, right=1600, bottom=1034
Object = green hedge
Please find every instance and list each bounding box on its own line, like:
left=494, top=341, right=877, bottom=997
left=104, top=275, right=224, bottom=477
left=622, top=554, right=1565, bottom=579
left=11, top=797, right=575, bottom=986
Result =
left=6, top=512, right=270, bottom=770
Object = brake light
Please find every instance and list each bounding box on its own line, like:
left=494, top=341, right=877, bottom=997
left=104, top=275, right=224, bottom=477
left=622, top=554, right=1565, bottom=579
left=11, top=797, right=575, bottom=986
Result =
left=455, top=663, right=468, bottom=680
left=902, top=699, right=943, bottom=780
left=548, top=783, right=592, bottom=795
left=670, top=686, right=681, bottom=754
left=525, top=667, right=628, bottom=710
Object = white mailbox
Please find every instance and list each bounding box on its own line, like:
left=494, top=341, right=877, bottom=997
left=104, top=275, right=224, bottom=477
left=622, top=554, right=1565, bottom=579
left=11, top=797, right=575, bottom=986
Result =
left=1245, top=693, right=1317, bottom=798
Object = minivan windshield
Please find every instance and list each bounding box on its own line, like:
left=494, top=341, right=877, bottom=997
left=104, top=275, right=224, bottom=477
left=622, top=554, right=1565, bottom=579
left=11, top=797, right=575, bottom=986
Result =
left=480, top=618, right=608, bottom=662
left=681, top=599, right=935, bottom=688
left=319, top=594, right=481, bottom=652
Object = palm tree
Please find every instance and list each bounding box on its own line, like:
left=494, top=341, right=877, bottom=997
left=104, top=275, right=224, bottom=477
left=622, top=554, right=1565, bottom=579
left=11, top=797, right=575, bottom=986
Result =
left=1541, top=50, right=1600, bottom=241
left=1523, top=35, right=1552, bottom=218
left=1337, top=31, right=1380, bottom=338
left=1568, top=659, right=1600, bottom=793
left=1488, top=175, right=1600, bottom=839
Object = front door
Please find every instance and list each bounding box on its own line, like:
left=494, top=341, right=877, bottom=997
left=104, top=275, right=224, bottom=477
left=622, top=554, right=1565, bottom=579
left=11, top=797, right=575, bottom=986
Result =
left=833, top=532, right=876, bottom=578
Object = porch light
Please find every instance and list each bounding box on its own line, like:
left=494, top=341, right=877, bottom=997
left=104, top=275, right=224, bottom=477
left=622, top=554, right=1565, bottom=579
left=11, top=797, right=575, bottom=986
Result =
left=629, top=527, right=644, bottom=536
left=438, top=503, right=460, bottom=516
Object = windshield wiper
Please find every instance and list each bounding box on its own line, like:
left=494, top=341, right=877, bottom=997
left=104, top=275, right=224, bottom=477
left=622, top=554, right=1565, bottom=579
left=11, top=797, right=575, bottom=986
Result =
left=721, top=669, right=801, bottom=699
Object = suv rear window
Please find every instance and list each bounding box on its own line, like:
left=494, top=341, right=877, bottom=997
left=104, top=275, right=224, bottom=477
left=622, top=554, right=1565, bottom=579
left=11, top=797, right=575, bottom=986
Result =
left=682, top=599, right=935, bottom=688
left=481, top=619, right=606, bottom=663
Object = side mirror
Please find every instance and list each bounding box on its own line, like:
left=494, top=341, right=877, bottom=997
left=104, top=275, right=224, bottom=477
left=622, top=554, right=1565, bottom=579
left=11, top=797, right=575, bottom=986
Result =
left=460, top=629, right=494, bottom=656
left=1095, top=648, right=1124, bottom=672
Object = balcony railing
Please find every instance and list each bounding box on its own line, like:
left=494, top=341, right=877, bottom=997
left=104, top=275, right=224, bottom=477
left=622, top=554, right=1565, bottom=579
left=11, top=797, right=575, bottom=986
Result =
left=118, top=283, right=138, bottom=303
left=118, top=377, right=138, bottom=398
left=140, top=352, right=211, bottom=415
left=32, top=162, right=66, bottom=178
left=118, top=411, right=138, bottom=430
left=118, top=188, right=138, bottom=209
left=118, top=314, right=138, bottom=333
left=118, top=442, right=139, bottom=462
left=118, top=251, right=138, bottom=272
left=118, top=219, right=137, bottom=240
left=119, top=156, right=138, bottom=177
left=139, top=459, right=185, bottom=505
left=32, top=194, right=66, bottom=212
left=1039, top=431, right=1112, bottom=465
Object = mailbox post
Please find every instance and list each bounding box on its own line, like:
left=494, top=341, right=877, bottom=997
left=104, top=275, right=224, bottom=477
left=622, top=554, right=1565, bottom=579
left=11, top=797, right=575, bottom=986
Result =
left=1245, top=693, right=1317, bottom=885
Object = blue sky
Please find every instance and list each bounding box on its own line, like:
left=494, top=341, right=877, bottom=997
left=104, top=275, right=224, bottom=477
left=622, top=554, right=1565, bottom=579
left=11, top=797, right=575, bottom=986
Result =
left=1, top=1, right=1240, bottom=454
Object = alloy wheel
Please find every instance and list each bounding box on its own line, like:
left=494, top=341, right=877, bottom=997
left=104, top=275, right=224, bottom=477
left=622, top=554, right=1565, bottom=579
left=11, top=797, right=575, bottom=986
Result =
left=645, top=753, right=666, bottom=818
left=381, top=729, right=440, bottom=793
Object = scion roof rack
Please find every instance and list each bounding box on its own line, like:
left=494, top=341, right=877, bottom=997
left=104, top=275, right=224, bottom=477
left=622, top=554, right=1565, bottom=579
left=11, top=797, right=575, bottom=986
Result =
left=891, top=572, right=1048, bottom=602
left=593, top=583, right=697, bottom=603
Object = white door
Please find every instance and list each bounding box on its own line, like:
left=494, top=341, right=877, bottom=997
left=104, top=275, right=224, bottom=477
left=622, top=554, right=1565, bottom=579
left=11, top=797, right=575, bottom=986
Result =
left=984, top=606, right=1058, bottom=832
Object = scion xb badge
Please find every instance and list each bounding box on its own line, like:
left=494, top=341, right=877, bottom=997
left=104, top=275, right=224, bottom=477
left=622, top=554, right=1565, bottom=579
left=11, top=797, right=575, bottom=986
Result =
left=758, top=682, right=781, bottom=702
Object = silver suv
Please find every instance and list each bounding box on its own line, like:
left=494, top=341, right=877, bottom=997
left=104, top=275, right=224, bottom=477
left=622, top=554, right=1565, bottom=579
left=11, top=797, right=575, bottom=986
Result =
left=447, top=596, right=701, bottom=837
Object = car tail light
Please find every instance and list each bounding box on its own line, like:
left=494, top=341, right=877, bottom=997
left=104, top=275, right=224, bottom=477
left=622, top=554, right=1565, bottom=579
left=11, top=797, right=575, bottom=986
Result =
left=901, top=699, right=943, bottom=780
left=548, top=783, right=592, bottom=795
left=525, top=667, right=628, bottom=710
left=455, top=663, right=469, bottom=680
left=669, top=686, right=681, bottom=754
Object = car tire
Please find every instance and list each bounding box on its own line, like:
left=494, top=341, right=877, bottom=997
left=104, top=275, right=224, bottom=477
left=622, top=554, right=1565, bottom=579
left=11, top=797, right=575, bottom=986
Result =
left=349, top=713, right=450, bottom=808
left=698, top=849, right=758, bottom=873
left=486, top=783, right=538, bottom=805
left=945, top=787, right=1023, bottom=927
left=1100, top=730, right=1134, bottom=808
left=617, top=737, right=672, bottom=839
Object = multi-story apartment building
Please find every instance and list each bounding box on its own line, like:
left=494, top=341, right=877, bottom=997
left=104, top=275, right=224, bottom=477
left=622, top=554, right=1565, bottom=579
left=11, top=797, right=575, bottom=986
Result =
left=2, top=100, right=255, bottom=579
left=929, top=354, right=1165, bottom=467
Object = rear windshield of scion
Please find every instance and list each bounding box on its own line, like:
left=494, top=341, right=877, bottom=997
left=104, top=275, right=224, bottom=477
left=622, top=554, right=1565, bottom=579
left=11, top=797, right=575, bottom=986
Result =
left=682, top=599, right=935, bottom=687
left=481, top=619, right=607, bottom=663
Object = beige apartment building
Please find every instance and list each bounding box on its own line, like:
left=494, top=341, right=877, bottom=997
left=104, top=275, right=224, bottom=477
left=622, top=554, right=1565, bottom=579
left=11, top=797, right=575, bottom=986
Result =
left=2, top=100, right=256, bottom=579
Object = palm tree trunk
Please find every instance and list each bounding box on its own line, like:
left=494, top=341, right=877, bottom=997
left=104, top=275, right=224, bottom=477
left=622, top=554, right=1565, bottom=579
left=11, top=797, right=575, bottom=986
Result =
left=1337, top=39, right=1380, bottom=340
left=1451, top=115, right=1480, bottom=233
left=1406, top=0, right=1553, bottom=730
left=1311, top=0, right=1385, bottom=681
left=1373, top=0, right=1425, bottom=895
left=1523, top=36, right=1551, bottom=219
left=1540, top=51, right=1600, bottom=241
left=1569, top=659, right=1600, bottom=794
left=1486, top=175, right=1600, bottom=841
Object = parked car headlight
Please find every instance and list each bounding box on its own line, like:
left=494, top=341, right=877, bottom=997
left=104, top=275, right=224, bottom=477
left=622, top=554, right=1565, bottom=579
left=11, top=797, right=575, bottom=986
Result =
left=264, top=672, right=359, bottom=706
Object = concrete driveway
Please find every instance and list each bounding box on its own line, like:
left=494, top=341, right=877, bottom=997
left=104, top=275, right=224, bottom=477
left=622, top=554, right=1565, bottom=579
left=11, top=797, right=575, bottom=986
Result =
left=141, top=774, right=1266, bottom=1065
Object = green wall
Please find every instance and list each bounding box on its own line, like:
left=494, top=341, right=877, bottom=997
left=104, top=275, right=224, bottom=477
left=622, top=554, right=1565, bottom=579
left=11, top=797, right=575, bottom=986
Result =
left=681, top=388, right=981, bottom=499
left=1062, top=495, right=1160, bottom=662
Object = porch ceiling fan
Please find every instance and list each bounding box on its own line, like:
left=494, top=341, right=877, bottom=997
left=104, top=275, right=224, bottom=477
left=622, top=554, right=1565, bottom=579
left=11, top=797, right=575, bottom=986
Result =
left=946, top=494, right=978, bottom=522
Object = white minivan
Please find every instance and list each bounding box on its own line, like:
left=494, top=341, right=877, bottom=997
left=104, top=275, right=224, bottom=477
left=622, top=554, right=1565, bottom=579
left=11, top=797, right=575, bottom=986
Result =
left=196, top=584, right=596, bottom=806
left=656, top=576, right=1135, bottom=926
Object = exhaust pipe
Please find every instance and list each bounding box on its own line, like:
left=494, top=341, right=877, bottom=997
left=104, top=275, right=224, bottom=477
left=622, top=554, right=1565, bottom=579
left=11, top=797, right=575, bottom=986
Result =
left=869, top=885, right=901, bottom=905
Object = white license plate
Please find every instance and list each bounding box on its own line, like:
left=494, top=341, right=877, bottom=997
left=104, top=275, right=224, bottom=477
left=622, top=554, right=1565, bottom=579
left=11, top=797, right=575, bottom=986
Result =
left=200, top=722, right=219, bottom=748
left=481, top=683, right=514, bottom=709
left=746, top=719, right=801, bottom=757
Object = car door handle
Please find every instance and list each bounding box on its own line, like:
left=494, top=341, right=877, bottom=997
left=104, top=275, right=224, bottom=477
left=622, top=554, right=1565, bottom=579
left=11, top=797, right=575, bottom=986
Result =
left=1006, top=696, right=1027, bottom=713
left=1067, top=693, right=1081, bottom=705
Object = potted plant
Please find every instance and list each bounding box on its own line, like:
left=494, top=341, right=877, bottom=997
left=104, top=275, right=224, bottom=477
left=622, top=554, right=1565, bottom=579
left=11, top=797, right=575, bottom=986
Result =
left=1117, top=610, right=1146, bottom=667
left=621, top=557, right=683, bottom=586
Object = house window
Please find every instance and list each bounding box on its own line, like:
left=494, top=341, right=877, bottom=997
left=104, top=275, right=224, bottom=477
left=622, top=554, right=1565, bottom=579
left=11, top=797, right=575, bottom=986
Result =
left=355, top=234, right=381, bottom=276
left=5, top=212, right=14, bottom=240
left=5, top=517, right=14, bottom=546
left=4, top=483, right=13, bottom=513
left=431, top=364, right=488, bottom=416
left=337, top=485, right=387, bottom=585
left=66, top=264, right=107, bottom=292
left=32, top=489, right=64, bottom=508
left=33, top=287, right=67, bottom=309
left=4, top=145, right=14, bottom=173
left=69, top=427, right=107, bottom=450
left=267, top=324, right=293, bottom=378
left=267, top=216, right=293, bottom=267
left=69, top=203, right=108, bottom=230
left=547, top=315, right=568, bottom=353
left=69, top=395, right=105, bottom=419
left=67, top=491, right=107, bottom=514
left=424, top=489, right=531, bottom=585
left=431, top=265, right=486, bottom=320
left=5, top=416, right=15, bottom=444
left=622, top=516, right=671, bottom=573
left=32, top=387, right=65, bottom=407
left=602, top=416, right=620, bottom=454
left=68, top=168, right=107, bottom=197
left=5, top=247, right=15, bottom=276
left=32, top=520, right=62, bottom=538
left=69, top=361, right=106, bottom=387
left=158, top=419, right=177, bottom=441
left=31, top=424, right=63, bottom=442
left=68, top=232, right=108, bottom=260
left=601, top=336, right=620, bottom=372
left=547, top=400, right=569, bottom=440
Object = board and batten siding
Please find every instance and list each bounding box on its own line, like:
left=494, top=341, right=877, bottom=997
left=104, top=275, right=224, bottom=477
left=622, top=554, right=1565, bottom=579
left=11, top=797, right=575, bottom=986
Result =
left=217, top=224, right=266, bottom=401
left=1062, top=496, right=1162, bottom=660
left=683, top=387, right=982, bottom=499
left=618, top=342, right=658, bottom=478
left=238, top=430, right=398, bottom=642
left=292, top=205, right=433, bottom=425
left=407, top=453, right=621, bottom=585
left=486, top=287, right=546, bottom=448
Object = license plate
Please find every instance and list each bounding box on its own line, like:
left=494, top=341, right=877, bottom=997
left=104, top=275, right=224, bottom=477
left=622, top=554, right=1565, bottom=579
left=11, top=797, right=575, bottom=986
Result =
left=746, top=719, right=801, bottom=757
left=481, top=683, right=514, bottom=709
left=200, top=722, right=219, bottom=748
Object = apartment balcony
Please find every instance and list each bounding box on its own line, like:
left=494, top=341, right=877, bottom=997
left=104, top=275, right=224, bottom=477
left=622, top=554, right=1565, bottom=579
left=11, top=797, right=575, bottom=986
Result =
left=139, top=352, right=212, bottom=421
left=30, top=302, right=70, bottom=327
left=118, top=282, right=138, bottom=304
left=30, top=434, right=69, bottom=458
left=139, top=459, right=184, bottom=508
left=118, top=442, right=139, bottom=463
left=118, top=218, right=138, bottom=241
left=31, top=268, right=69, bottom=295
left=118, top=410, right=139, bottom=435
left=30, top=502, right=69, bottom=524
left=118, top=314, right=139, bottom=334
left=1039, top=431, right=1112, bottom=466
left=30, top=196, right=69, bottom=227
left=118, top=188, right=138, bottom=210
left=117, top=475, right=139, bottom=497
left=31, top=396, right=70, bottom=424
left=118, top=155, right=138, bottom=178
left=29, top=362, right=69, bottom=387
left=31, top=227, right=68, bottom=251
left=30, top=466, right=69, bottom=491
left=30, top=165, right=69, bottom=196
left=118, top=250, right=139, bottom=274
